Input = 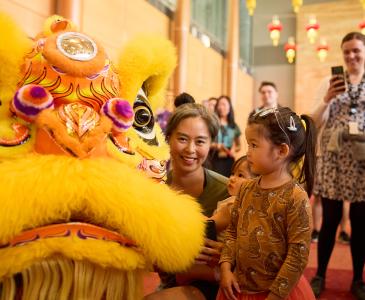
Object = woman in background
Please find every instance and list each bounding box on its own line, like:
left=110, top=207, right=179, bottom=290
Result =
left=310, top=32, right=365, bottom=300
left=210, top=95, right=241, bottom=177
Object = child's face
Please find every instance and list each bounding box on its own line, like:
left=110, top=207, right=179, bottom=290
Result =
left=245, top=124, right=280, bottom=176
left=227, top=161, right=251, bottom=196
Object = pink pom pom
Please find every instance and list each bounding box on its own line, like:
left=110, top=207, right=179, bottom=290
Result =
left=102, top=98, right=134, bottom=132
left=12, top=84, right=54, bottom=122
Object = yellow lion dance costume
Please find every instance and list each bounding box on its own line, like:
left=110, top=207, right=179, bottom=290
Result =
left=0, top=13, right=204, bottom=300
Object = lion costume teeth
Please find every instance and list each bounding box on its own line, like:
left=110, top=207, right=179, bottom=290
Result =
left=0, top=12, right=204, bottom=300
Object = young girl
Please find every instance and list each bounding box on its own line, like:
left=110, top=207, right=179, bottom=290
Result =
left=212, top=156, right=255, bottom=235
left=174, top=156, right=255, bottom=294
left=218, top=107, right=316, bottom=300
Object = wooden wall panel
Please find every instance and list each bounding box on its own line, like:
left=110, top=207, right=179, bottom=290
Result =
left=186, top=35, right=224, bottom=102
left=0, top=0, right=54, bottom=37
left=235, top=70, right=254, bottom=155
left=253, top=65, right=295, bottom=110
left=81, top=0, right=170, bottom=60
left=295, top=0, right=362, bottom=114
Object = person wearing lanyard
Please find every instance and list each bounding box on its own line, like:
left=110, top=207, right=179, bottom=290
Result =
left=310, top=32, right=365, bottom=300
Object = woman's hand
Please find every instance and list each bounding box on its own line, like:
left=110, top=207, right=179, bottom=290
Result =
left=220, top=263, right=241, bottom=300
left=195, top=238, right=224, bottom=267
left=324, top=75, right=346, bottom=104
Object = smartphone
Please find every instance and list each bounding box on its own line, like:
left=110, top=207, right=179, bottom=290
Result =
left=331, top=66, right=346, bottom=90
left=205, top=220, right=217, bottom=241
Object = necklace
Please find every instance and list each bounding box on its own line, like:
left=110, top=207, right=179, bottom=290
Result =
left=345, top=72, right=365, bottom=115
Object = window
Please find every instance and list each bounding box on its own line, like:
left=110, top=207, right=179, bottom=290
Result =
left=239, top=1, right=253, bottom=71
left=147, top=0, right=176, bottom=17
left=191, top=0, right=227, bottom=52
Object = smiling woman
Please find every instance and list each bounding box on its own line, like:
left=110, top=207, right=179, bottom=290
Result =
left=165, top=102, right=228, bottom=217
left=310, top=32, right=365, bottom=299
left=144, top=101, right=230, bottom=300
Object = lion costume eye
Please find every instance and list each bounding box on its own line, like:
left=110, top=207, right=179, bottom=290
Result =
left=133, top=89, right=158, bottom=145
left=134, top=106, right=151, bottom=128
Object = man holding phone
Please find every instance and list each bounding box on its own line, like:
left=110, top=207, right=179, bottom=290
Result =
left=310, top=32, right=365, bottom=300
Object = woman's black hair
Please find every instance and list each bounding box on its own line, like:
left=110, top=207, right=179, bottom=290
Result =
left=174, top=92, right=195, bottom=108
left=215, top=95, right=236, bottom=128
left=248, top=107, right=317, bottom=194
left=165, top=103, right=220, bottom=142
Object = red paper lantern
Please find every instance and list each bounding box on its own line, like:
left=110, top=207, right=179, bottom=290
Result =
left=317, top=39, right=329, bottom=62
left=267, top=15, right=282, bottom=47
left=284, top=37, right=296, bottom=64
left=359, top=20, right=365, bottom=35
left=305, top=15, right=320, bottom=44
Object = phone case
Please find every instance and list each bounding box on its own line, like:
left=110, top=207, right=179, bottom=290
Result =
left=205, top=220, right=217, bottom=241
left=331, top=66, right=344, bottom=76
left=331, top=66, right=346, bottom=90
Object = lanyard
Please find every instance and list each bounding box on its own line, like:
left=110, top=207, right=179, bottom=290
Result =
left=345, top=72, right=365, bottom=116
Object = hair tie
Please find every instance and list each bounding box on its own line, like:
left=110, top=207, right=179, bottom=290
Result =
left=300, top=118, right=306, bottom=131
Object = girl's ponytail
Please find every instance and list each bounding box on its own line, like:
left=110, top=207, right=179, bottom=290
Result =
left=299, top=114, right=317, bottom=195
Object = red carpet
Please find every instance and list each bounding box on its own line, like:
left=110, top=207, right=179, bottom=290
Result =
left=304, top=268, right=356, bottom=300
left=143, top=242, right=363, bottom=299
left=305, top=242, right=363, bottom=300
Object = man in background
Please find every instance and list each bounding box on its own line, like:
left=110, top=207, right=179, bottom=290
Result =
left=251, top=81, right=280, bottom=116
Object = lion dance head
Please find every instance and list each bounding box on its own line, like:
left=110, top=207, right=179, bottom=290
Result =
left=0, top=13, right=204, bottom=300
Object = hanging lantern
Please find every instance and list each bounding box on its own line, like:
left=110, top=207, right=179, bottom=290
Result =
left=292, top=0, right=303, bottom=13
left=306, top=15, right=320, bottom=44
left=284, top=37, right=296, bottom=64
left=317, top=38, right=329, bottom=62
left=359, top=20, right=365, bottom=34
left=246, top=0, right=256, bottom=16
left=267, top=15, right=282, bottom=47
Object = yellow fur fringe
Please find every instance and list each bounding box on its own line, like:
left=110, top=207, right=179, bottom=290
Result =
left=0, top=155, right=205, bottom=278
left=0, top=13, right=32, bottom=117
left=117, top=35, right=177, bottom=111
left=0, top=256, right=143, bottom=300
